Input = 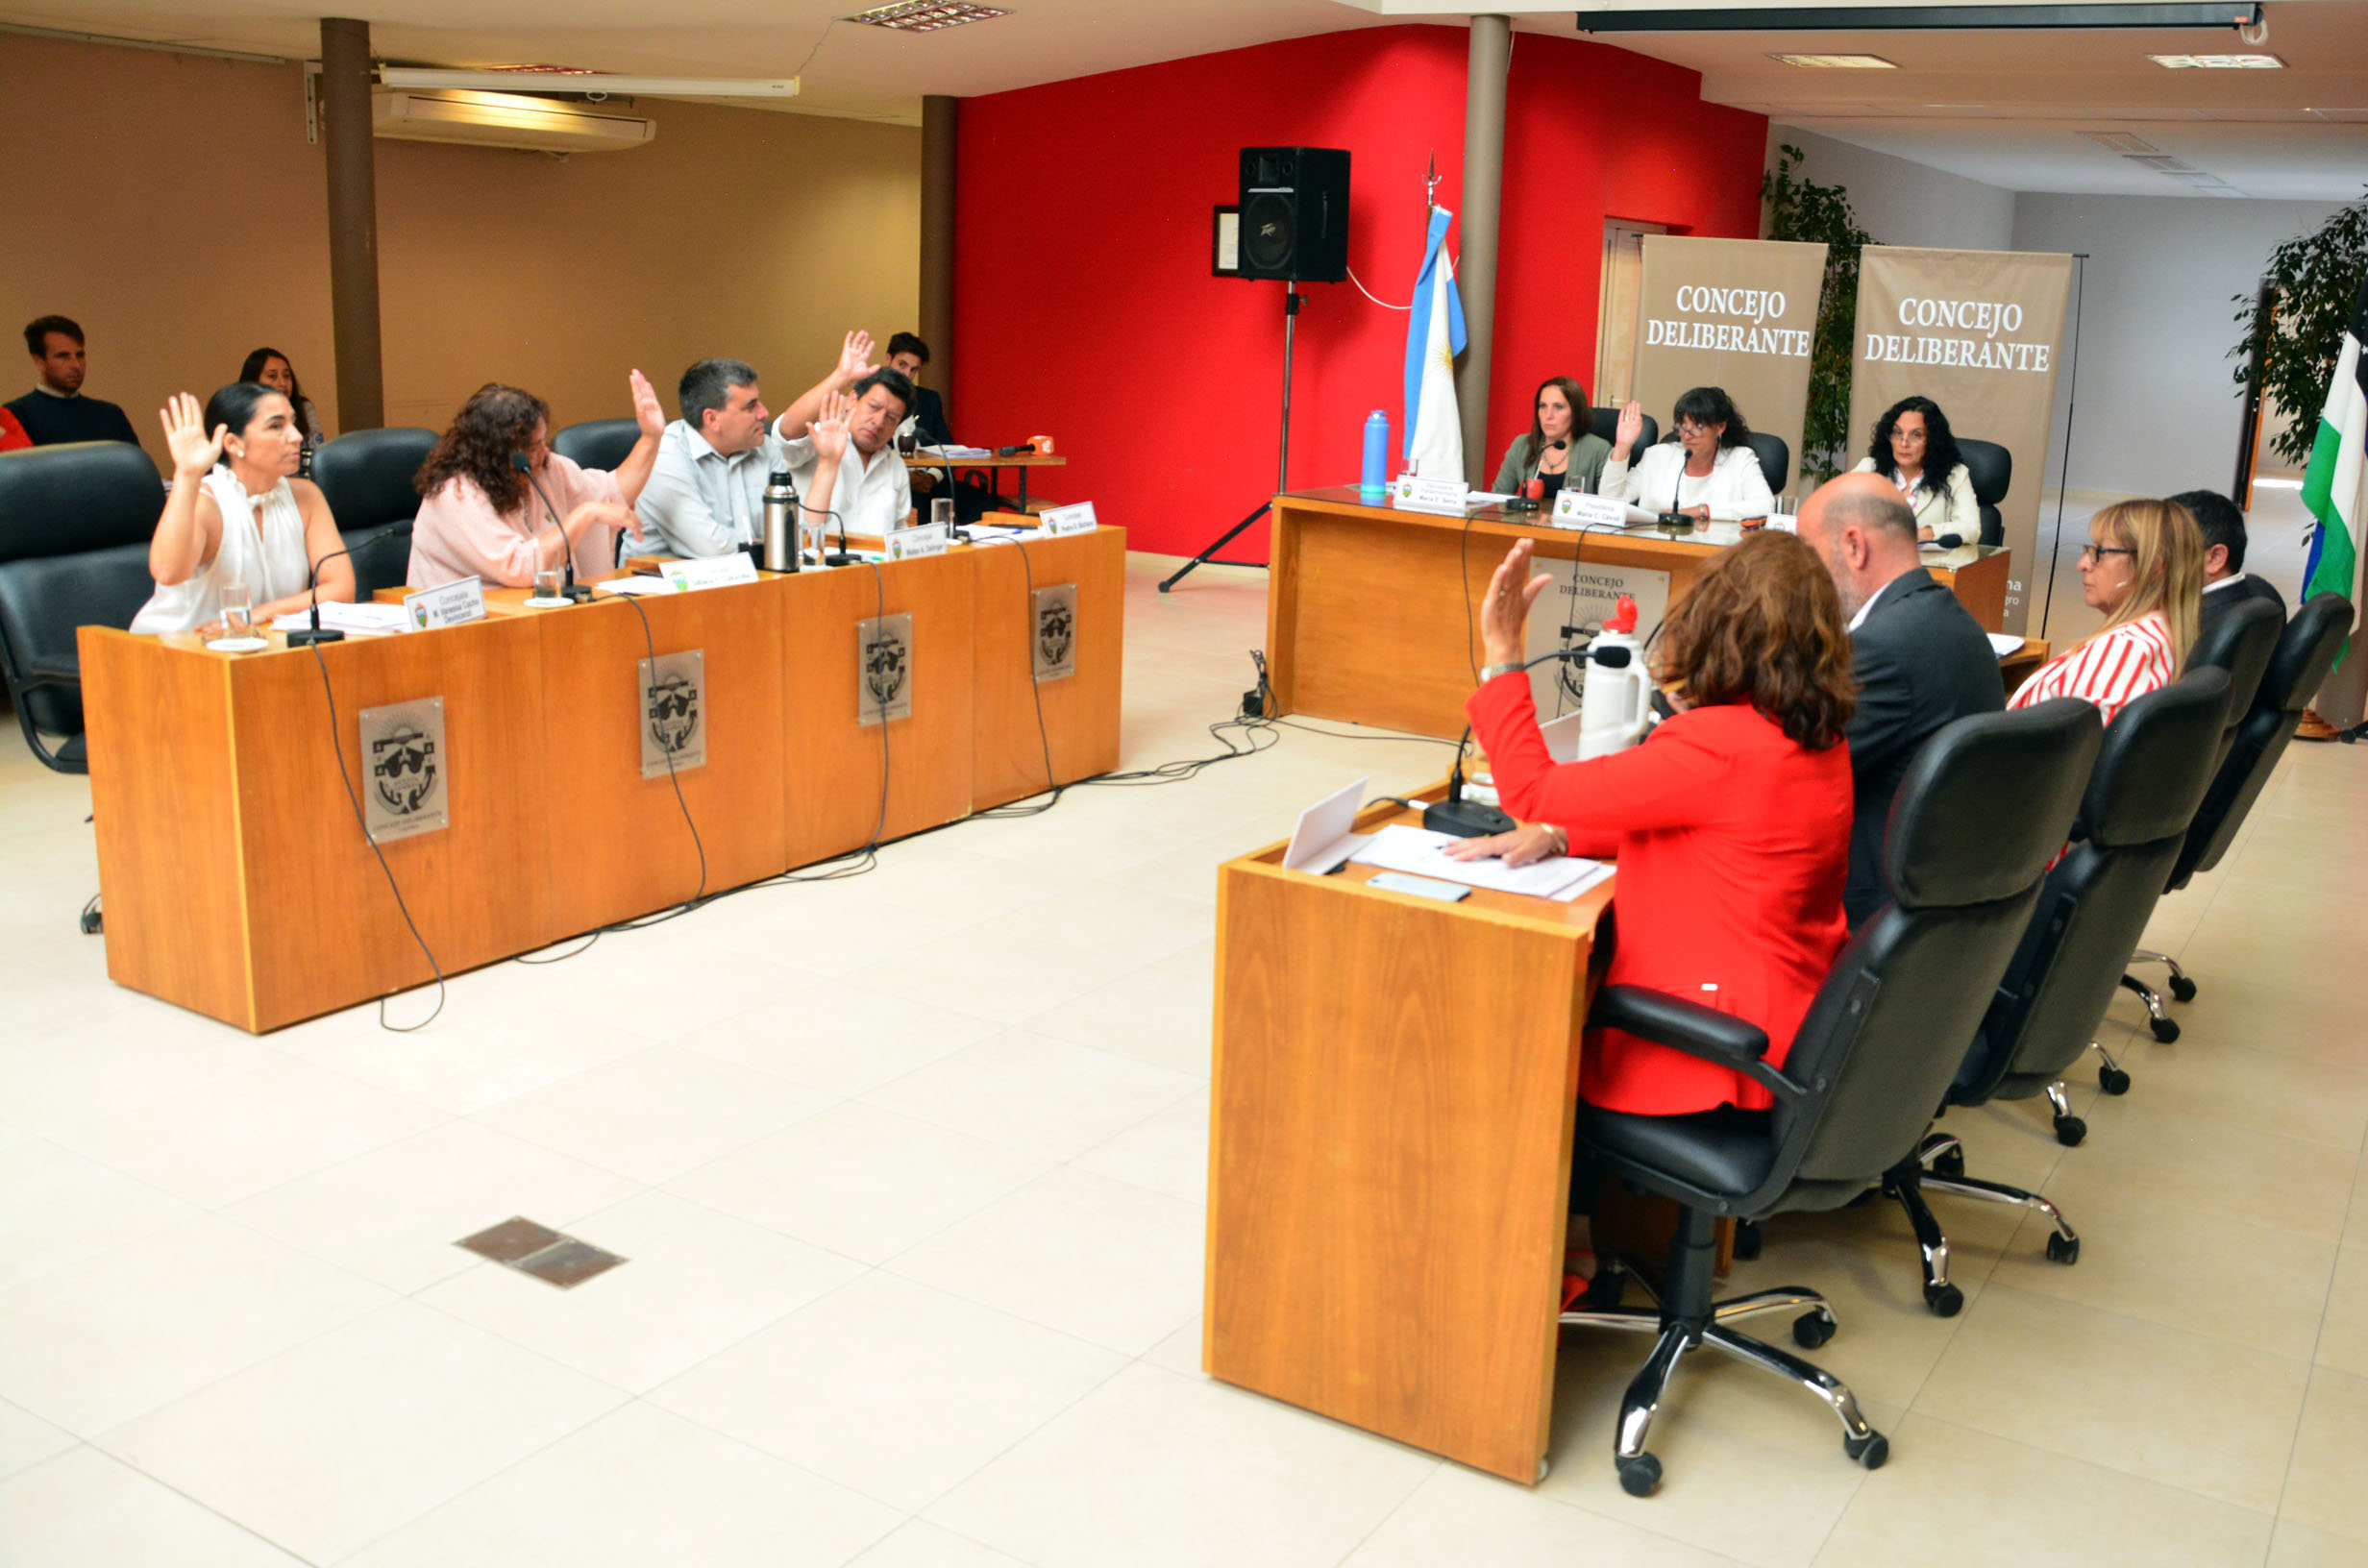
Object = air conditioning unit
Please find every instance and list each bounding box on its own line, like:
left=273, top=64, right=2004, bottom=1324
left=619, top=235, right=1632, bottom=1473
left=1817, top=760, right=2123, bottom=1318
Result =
left=371, top=88, right=656, bottom=154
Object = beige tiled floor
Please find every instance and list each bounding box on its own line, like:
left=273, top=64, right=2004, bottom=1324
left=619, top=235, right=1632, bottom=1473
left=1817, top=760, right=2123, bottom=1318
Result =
left=1, top=539, right=2363, bottom=1566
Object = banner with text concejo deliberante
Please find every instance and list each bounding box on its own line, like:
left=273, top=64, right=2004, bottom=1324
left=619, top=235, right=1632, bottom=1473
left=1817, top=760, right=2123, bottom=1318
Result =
left=1849, top=246, right=2074, bottom=634
left=1631, top=235, right=1829, bottom=494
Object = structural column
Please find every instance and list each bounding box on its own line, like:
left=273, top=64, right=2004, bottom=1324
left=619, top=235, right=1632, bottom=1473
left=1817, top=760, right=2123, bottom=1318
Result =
left=1455, top=15, right=1510, bottom=490
left=320, top=18, right=384, bottom=430
left=920, top=95, right=958, bottom=428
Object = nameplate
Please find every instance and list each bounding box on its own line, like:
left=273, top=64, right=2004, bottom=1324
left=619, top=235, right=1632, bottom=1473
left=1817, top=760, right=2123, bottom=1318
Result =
left=886, top=524, right=950, bottom=560
left=1392, top=474, right=1468, bottom=516
left=1037, top=502, right=1098, bottom=537
left=661, top=553, right=761, bottom=592
left=405, top=577, right=486, bottom=630
left=1552, top=491, right=1627, bottom=530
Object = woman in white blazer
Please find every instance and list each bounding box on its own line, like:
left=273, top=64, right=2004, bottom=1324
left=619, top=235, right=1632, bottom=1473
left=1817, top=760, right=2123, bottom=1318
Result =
left=1851, top=395, right=1980, bottom=544
left=1599, top=385, right=1775, bottom=524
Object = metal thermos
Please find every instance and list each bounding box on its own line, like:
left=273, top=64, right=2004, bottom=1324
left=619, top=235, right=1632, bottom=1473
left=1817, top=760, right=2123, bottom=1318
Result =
left=762, top=471, right=798, bottom=573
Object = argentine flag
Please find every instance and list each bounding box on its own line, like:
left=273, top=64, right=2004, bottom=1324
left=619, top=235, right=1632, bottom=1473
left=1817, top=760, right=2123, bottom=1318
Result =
left=2301, top=275, right=2368, bottom=667
left=1403, top=206, right=1467, bottom=478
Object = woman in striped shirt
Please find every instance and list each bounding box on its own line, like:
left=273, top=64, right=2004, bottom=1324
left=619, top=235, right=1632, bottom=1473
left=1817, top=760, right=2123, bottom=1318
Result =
left=2010, top=498, right=2204, bottom=723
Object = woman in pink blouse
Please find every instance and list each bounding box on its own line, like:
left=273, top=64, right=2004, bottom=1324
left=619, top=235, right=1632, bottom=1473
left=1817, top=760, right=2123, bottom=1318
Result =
left=2010, top=498, right=2203, bottom=724
left=406, top=371, right=663, bottom=589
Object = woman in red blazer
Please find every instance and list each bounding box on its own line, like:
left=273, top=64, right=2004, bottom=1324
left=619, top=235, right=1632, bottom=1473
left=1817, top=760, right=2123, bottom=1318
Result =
left=1455, top=530, right=1857, bottom=1116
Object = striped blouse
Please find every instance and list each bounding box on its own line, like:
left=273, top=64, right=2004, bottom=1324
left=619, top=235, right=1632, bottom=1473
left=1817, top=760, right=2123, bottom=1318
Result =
left=2010, top=612, right=2177, bottom=726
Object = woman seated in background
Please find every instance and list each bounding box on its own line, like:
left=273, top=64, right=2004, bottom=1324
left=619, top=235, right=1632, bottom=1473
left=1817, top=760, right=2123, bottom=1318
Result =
left=1599, top=385, right=1775, bottom=523
left=238, top=347, right=331, bottom=468
left=131, top=383, right=350, bottom=636
left=407, top=371, right=663, bottom=590
left=2010, top=497, right=2202, bottom=724
left=1853, top=395, right=1978, bottom=544
left=1492, top=376, right=1611, bottom=503
left=1454, top=528, right=1854, bottom=1116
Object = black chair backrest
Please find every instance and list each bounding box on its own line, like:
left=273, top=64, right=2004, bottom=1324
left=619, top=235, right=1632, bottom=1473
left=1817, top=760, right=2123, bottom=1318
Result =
left=553, top=419, right=640, bottom=474
left=1957, top=438, right=2010, bottom=547
left=1589, top=407, right=1658, bottom=455
left=1744, top=431, right=1789, bottom=496
left=1965, top=670, right=2230, bottom=1102
left=1764, top=699, right=2101, bottom=1200
left=2184, top=596, right=2282, bottom=770
left=2171, top=591, right=2355, bottom=887
left=311, top=428, right=435, bottom=533
left=0, top=443, right=168, bottom=749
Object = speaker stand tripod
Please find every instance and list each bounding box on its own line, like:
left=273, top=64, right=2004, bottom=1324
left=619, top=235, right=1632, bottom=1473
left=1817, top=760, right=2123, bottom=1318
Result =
left=1160, top=284, right=1301, bottom=594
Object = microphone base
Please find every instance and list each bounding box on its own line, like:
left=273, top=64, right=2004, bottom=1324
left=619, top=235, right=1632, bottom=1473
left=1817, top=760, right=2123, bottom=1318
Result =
left=822, top=552, right=860, bottom=567
left=284, top=626, right=345, bottom=646
left=560, top=584, right=596, bottom=603
left=1656, top=511, right=1695, bottom=534
left=1423, top=798, right=1517, bottom=840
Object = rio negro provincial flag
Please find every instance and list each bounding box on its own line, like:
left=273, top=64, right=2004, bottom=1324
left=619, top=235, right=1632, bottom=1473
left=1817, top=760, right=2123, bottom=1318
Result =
left=2301, top=275, right=2368, bottom=665
left=1403, top=205, right=1467, bottom=479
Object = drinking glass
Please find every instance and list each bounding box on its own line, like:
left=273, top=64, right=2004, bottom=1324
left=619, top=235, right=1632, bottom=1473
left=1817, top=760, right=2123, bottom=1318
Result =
left=220, top=580, right=253, bottom=640
left=931, top=497, right=954, bottom=531
left=532, top=566, right=564, bottom=601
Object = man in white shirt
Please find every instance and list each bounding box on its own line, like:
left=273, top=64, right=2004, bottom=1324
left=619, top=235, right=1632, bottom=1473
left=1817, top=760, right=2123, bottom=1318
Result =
left=775, top=337, right=913, bottom=550
left=632, top=357, right=783, bottom=558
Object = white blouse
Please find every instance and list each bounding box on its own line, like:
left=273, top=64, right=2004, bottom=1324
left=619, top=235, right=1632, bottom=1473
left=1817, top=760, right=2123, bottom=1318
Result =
left=1599, top=443, right=1776, bottom=523
left=1852, top=457, right=1980, bottom=537
left=130, top=469, right=313, bottom=634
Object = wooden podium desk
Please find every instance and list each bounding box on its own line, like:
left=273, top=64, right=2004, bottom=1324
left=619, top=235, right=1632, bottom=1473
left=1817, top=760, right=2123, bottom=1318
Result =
left=81, top=527, right=1124, bottom=1032
left=1206, top=789, right=1615, bottom=1484
left=1266, top=486, right=2013, bottom=739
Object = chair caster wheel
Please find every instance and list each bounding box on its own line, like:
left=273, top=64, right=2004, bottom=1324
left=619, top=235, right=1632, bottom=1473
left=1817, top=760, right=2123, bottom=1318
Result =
left=1929, top=1144, right=1966, bottom=1179
left=2168, top=975, right=2197, bottom=1002
left=2098, top=1065, right=2132, bottom=1095
left=2054, top=1114, right=2087, bottom=1147
left=2149, top=1017, right=2181, bottom=1043
left=1616, top=1452, right=1662, bottom=1497
left=1793, top=1309, right=1836, bottom=1349
left=1731, top=1219, right=1762, bottom=1261
left=1924, top=1281, right=1964, bottom=1317
left=2046, top=1231, right=2081, bottom=1264
left=1845, top=1430, right=1889, bottom=1470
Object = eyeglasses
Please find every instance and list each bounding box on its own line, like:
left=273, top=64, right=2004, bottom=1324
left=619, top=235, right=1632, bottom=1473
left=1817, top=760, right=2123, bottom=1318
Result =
left=1890, top=429, right=1928, bottom=444
left=1676, top=419, right=1715, bottom=436
left=2078, top=543, right=2135, bottom=564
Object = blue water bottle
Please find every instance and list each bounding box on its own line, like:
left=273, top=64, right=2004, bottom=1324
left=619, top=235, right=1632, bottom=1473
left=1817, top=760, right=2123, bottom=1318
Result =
left=1361, top=410, right=1390, bottom=502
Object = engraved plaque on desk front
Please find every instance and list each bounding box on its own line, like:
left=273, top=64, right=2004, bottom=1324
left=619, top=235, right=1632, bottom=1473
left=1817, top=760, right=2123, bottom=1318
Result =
left=1032, top=583, right=1077, bottom=683
left=857, top=613, right=914, bottom=726
left=359, top=698, right=448, bottom=844
left=639, top=649, right=707, bottom=778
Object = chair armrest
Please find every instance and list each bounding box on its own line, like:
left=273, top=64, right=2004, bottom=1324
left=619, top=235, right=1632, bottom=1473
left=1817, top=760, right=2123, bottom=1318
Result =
left=1588, top=984, right=1809, bottom=1105
left=27, top=652, right=79, bottom=686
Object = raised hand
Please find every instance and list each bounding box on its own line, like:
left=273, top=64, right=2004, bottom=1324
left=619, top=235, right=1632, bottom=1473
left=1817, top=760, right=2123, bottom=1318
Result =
left=810, top=390, right=853, bottom=463
left=835, top=330, right=876, bottom=387
left=629, top=368, right=665, bottom=437
left=1614, top=400, right=1644, bottom=456
left=1478, top=537, right=1551, bottom=668
left=159, top=392, right=225, bottom=478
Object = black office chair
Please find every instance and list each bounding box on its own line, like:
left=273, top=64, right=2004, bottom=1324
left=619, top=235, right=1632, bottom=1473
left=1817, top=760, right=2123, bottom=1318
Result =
left=1563, top=698, right=2100, bottom=1495
left=1880, top=671, right=2227, bottom=1317
left=1589, top=407, right=1658, bottom=455
left=311, top=428, right=436, bottom=600
left=1743, top=431, right=1789, bottom=497
left=2123, top=593, right=2355, bottom=1033
left=1957, top=439, right=2011, bottom=548
left=0, top=442, right=167, bottom=772
left=553, top=419, right=641, bottom=474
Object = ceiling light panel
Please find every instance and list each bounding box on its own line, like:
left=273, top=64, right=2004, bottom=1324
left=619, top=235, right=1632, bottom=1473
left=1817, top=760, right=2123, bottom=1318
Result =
left=1768, top=53, right=1898, bottom=67
left=2080, top=131, right=2159, bottom=152
left=849, top=1, right=1010, bottom=30
left=2147, top=53, right=2282, bottom=67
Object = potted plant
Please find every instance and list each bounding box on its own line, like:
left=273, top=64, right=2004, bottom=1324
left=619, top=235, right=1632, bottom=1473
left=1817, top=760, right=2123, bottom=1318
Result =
left=1763, top=143, right=1875, bottom=489
left=2230, top=185, right=2368, bottom=469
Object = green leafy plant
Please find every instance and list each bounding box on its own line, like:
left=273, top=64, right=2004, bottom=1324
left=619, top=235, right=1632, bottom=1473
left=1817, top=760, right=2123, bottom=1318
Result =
left=2232, top=186, right=2368, bottom=468
left=1763, top=143, right=1875, bottom=487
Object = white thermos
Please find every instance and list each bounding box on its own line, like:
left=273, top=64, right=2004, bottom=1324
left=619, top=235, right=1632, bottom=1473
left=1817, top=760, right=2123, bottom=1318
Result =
left=1577, top=595, right=1654, bottom=761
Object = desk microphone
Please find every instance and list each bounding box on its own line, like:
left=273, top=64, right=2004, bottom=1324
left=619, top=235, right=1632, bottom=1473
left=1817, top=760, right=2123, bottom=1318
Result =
left=1657, top=453, right=1692, bottom=533
left=1423, top=725, right=1518, bottom=840
left=284, top=519, right=415, bottom=647
left=514, top=453, right=594, bottom=601
left=995, top=444, right=1028, bottom=458
left=1932, top=532, right=1965, bottom=551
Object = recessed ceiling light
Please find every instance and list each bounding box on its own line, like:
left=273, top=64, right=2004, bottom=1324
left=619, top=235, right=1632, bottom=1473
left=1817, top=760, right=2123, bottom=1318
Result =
left=2148, top=53, right=2282, bottom=68
left=1768, top=53, right=1897, bottom=68
left=2080, top=131, right=2159, bottom=153
left=850, top=1, right=1010, bottom=31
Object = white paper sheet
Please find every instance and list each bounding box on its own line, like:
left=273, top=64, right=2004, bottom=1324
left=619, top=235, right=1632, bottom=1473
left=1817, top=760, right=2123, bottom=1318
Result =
left=591, top=576, right=680, bottom=597
left=1987, top=632, right=2025, bottom=657
left=270, top=601, right=410, bottom=634
left=1350, top=822, right=1610, bottom=901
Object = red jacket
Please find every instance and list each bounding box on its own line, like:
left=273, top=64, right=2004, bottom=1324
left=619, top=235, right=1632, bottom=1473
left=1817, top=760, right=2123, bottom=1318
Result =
left=1468, top=673, right=1852, bottom=1115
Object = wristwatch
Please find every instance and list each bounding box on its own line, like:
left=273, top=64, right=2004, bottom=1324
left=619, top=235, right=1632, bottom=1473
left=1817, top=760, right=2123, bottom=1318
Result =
left=1480, top=661, right=1524, bottom=682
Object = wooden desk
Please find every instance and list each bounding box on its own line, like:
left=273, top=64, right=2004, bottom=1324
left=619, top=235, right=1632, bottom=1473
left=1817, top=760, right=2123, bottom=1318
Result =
left=1206, top=789, right=1614, bottom=1483
left=81, top=527, right=1125, bottom=1031
left=1266, top=486, right=2014, bottom=740
left=901, top=450, right=1067, bottom=509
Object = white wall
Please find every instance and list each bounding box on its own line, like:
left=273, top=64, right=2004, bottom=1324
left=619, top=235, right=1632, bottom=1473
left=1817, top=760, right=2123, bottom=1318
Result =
left=1765, top=127, right=2017, bottom=251
left=2012, top=192, right=2342, bottom=496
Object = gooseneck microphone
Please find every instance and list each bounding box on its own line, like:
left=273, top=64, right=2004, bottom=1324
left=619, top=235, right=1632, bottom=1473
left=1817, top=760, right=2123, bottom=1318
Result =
left=514, top=452, right=592, bottom=601
left=1423, top=724, right=1519, bottom=840
left=1658, top=448, right=1692, bottom=533
left=284, top=519, right=416, bottom=647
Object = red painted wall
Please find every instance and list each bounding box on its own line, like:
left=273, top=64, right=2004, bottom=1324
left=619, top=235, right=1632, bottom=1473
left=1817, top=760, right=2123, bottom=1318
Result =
left=950, top=25, right=1765, bottom=561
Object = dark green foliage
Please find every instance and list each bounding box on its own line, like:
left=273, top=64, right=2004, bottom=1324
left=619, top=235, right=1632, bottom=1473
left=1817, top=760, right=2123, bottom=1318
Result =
left=1763, top=143, right=1874, bottom=487
left=2231, top=188, right=2368, bottom=469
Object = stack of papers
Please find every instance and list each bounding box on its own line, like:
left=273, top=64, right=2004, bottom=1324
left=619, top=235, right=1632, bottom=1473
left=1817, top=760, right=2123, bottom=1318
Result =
left=918, top=444, right=994, bottom=460
left=270, top=601, right=409, bottom=635
left=1987, top=632, right=2026, bottom=658
left=1350, top=823, right=1613, bottom=902
left=591, top=576, right=680, bottom=597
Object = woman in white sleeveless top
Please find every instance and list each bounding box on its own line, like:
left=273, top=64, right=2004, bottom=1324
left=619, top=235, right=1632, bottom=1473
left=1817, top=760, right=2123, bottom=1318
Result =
left=131, top=383, right=349, bottom=636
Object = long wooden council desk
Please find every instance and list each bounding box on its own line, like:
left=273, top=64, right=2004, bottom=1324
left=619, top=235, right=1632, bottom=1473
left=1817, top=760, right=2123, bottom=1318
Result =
left=1266, top=486, right=2014, bottom=739
left=81, top=527, right=1124, bottom=1032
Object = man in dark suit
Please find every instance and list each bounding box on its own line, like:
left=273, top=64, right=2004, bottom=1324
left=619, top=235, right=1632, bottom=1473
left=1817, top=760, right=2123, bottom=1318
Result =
left=1799, top=472, right=2005, bottom=928
left=2172, top=488, right=2288, bottom=635
left=883, top=331, right=1012, bottom=527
